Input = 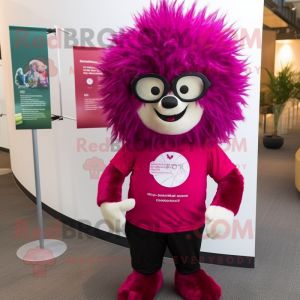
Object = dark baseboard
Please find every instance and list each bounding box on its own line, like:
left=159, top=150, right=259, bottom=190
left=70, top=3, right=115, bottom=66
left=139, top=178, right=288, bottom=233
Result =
left=0, top=147, right=9, bottom=153
left=12, top=173, right=254, bottom=268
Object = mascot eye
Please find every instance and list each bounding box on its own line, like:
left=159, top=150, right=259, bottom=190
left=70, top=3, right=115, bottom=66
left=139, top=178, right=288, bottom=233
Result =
left=180, top=85, right=189, bottom=94
left=135, top=77, right=164, bottom=101
left=151, top=87, right=160, bottom=95
left=176, top=76, right=204, bottom=100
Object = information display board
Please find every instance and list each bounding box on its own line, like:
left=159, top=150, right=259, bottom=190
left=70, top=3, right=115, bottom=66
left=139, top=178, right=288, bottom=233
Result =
left=73, top=46, right=108, bottom=129
left=9, top=26, right=51, bottom=129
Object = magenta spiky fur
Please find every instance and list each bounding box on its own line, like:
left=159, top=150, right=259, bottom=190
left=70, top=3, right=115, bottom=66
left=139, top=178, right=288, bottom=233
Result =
left=98, top=0, right=250, bottom=146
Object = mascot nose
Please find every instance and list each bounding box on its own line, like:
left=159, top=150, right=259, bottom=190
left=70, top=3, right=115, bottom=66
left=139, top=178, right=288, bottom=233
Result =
left=161, top=96, right=178, bottom=109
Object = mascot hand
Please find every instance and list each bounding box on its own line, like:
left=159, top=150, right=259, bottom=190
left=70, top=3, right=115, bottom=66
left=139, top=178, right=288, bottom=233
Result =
left=100, top=199, right=135, bottom=233
left=205, top=205, right=234, bottom=240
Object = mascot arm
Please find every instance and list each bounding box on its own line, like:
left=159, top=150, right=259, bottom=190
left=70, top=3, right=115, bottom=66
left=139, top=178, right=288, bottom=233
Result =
left=97, top=163, right=135, bottom=233
left=205, top=167, right=244, bottom=239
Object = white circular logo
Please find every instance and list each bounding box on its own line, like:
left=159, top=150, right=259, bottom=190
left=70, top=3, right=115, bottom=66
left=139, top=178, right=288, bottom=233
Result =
left=87, top=78, right=93, bottom=85
left=149, top=152, right=190, bottom=188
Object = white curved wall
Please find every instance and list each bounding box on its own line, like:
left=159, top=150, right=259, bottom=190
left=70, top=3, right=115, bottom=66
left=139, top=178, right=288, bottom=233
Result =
left=0, top=60, right=9, bottom=149
left=0, top=0, right=263, bottom=258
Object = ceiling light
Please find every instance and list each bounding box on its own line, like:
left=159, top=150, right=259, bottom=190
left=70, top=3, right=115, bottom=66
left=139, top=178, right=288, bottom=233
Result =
left=286, top=2, right=297, bottom=10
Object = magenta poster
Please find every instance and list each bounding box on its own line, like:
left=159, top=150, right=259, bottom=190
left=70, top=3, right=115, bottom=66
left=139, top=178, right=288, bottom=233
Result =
left=73, top=46, right=108, bottom=129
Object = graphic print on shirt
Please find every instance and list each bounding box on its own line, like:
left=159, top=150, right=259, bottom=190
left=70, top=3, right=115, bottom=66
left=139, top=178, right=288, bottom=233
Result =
left=149, top=152, right=190, bottom=188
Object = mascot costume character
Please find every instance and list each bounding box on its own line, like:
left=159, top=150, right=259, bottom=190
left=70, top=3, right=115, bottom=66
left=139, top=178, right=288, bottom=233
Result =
left=97, top=1, right=249, bottom=299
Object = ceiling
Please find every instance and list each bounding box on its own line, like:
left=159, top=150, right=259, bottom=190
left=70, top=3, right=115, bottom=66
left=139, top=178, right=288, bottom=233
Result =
left=263, top=6, right=288, bottom=28
left=296, top=3, right=300, bottom=18
left=285, top=0, right=300, bottom=18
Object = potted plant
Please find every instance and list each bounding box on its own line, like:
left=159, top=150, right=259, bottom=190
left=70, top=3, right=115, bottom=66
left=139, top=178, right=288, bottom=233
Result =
left=262, top=63, right=300, bottom=149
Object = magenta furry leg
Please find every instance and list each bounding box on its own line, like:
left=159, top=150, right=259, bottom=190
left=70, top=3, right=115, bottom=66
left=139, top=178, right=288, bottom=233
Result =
left=118, top=269, right=163, bottom=300
left=174, top=269, right=222, bottom=300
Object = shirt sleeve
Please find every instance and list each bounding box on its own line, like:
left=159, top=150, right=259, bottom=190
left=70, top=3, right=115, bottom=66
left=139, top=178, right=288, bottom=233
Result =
left=207, top=145, right=236, bottom=183
left=110, top=143, right=135, bottom=176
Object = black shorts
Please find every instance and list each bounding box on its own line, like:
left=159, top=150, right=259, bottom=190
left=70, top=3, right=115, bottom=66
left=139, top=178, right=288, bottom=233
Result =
left=125, top=221, right=205, bottom=275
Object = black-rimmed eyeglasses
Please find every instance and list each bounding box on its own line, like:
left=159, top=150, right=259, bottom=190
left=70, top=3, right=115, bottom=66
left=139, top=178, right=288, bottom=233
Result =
left=131, top=72, right=211, bottom=103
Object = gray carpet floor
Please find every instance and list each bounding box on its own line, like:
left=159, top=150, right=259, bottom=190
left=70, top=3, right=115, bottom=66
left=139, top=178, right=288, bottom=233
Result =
left=1, top=121, right=300, bottom=300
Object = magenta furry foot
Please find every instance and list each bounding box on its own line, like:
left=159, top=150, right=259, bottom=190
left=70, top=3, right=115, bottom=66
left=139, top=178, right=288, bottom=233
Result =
left=118, top=270, right=163, bottom=300
left=174, top=269, right=222, bottom=300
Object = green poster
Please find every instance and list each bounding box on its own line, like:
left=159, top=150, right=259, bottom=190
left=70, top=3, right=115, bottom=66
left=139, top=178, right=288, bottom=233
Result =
left=9, top=26, right=51, bottom=129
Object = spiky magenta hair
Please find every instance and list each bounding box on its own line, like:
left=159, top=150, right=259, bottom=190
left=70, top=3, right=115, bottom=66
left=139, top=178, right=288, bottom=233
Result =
left=98, top=0, right=249, bottom=146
